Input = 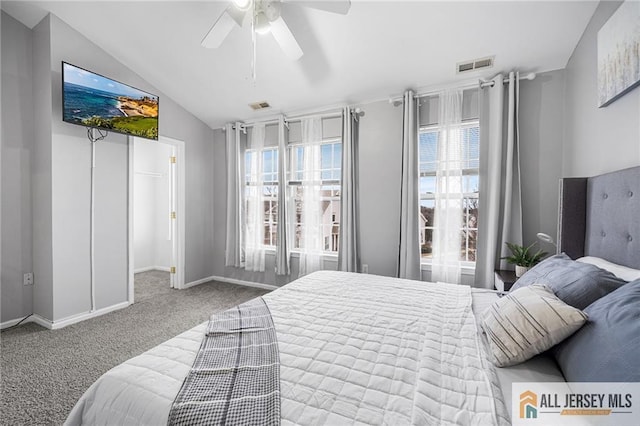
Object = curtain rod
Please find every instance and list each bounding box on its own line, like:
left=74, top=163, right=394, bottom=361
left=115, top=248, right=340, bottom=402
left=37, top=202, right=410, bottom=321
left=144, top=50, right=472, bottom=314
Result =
left=284, top=104, right=346, bottom=121
left=285, top=110, right=343, bottom=123
left=387, top=81, right=479, bottom=105
left=235, top=118, right=282, bottom=129
left=479, top=72, right=537, bottom=88
left=388, top=71, right=537, bottom=105
left=226, top=109, right=345, bottom=131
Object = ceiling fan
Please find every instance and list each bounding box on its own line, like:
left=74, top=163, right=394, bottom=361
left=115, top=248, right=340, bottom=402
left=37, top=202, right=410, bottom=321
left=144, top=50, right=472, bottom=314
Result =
left=201, top=0, right=351, bottom=61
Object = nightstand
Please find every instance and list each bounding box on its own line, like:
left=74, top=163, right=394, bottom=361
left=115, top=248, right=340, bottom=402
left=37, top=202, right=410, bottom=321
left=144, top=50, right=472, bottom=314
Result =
left=494, top=270, right=518, bottom=292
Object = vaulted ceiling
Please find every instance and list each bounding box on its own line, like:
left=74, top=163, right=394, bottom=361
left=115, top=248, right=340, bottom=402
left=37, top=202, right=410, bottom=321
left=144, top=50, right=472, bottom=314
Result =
left=2, top=1, right=599, bottom=129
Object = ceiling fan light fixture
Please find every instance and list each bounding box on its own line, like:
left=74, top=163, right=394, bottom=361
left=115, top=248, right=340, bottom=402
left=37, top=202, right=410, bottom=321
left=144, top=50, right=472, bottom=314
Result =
left=232, top=0, right=252, bottom=11
left=254, top=11, right=271, bottom=35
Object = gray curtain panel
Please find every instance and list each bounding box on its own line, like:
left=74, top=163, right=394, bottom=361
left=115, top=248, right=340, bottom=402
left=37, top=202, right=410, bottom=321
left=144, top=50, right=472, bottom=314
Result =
left=337, top=107, right=360, bottom=272
left=398, top=90, right=421, bottom=280
left=225, top=123, right=244, bottom=268
left=476, top=73, right=524, bottom=288
left=275, top=115, right=291, bottom=276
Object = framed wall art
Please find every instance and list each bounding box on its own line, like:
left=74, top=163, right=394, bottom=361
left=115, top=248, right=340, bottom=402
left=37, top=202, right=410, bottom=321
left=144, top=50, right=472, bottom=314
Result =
left=597, top=0, right=640, bottom=107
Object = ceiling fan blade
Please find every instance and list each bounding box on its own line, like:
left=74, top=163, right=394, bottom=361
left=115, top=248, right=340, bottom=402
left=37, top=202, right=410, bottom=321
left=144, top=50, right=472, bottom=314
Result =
left=201, top=6, right=247, bottom=48
left=286, top=0, right=351, bottom=15
left=270, top=16, right=303, bottom=61
left=226, top=4, right=248, bottom=27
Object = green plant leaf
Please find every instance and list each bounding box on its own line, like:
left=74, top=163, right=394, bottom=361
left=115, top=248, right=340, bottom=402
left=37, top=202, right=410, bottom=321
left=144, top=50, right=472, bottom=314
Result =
left=501, top=242, right=548, bottom=267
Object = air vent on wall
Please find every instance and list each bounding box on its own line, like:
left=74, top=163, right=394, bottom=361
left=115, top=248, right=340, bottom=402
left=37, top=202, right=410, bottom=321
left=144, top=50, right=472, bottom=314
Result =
left=456, top=56, right=494, bottom=74
left=249, top=101, right=271, bottom=110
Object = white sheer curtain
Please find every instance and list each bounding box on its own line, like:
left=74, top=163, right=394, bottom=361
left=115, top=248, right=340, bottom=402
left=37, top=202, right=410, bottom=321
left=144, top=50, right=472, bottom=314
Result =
left=275, top=115, right=291, bottom=276
left=244, top=124, right=266, bottom=272
left=398, top=90, right=421, bottom=280
left=225, top=122, right=244, bottom=268
left=337, top=107, right=360, bottom=272
left=476, top=72, right=524, bottom=288
left=298, top=117, right=323, bottom=276
left=432, top=89, right=464, bottom=284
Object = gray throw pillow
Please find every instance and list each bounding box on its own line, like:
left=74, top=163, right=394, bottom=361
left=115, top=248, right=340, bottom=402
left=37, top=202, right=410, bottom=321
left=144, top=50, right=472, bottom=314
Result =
left=553, top=279, right=640, bottom=382
left=481, top=284, right=587, bottom=367
left=510, top=253, right=627, bottom=309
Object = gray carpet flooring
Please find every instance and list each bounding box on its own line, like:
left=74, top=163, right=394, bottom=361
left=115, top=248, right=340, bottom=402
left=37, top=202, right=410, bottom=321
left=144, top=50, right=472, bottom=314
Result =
left=0, top=271, right=269, bottom=426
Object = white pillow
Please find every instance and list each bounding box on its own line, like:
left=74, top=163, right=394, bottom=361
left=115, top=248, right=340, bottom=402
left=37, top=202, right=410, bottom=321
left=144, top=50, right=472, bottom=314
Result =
left=577, top=256, right=640, bottom=282
left=481, top=284, right=588, bottom=367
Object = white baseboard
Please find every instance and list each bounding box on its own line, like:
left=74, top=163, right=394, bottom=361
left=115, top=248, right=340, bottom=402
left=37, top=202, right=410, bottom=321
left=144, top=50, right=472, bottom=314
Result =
left=210, top=275, right=279, bottom=291
left=1, top=301, right=131, bottom=331
left=183, top=275, right=217, bottom=289
left=183, top=275, right=278, bottom=291
left=1, top=317, right=28, bottom=330
left=134, top=266, right=170, bottom=274
left=50, top=301, right=132, bottom=329
left=2, top=275, right=276, bottom=330
left=0, top=314, right=54, bottom=330
left=0, top=314, right=53, bottom=330
left=30, top=314, right=53, bottom=329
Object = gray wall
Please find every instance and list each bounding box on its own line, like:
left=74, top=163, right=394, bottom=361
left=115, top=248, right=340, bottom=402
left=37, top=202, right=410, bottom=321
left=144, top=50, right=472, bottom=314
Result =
left=46, top=14, right=215, bottom=321
left=162, top=88, right=216, bottom=285
left=355, top=100, right=403, bottom=278
left=31, top=15, right=54, bottom=320
left=211, top=119, right=344, bottom=287
left=563, top=1, right=640, bottom=178
left=211, top=102, right=404, bottom=286
left=8, top=3, right=637, bottom=308
left=48, top=15, right=132, bottom=318
left=1, top=13, right=215, bottom=323
left=519, top=69, right=565, bottom=249
left=212, top=80, right=568, bottom=287
left=1, top=11, right=35, bottom=321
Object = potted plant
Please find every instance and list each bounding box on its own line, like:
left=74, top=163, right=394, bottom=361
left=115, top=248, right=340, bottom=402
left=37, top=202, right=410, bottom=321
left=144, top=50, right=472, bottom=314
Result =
left=502, top=242, right=547, bottom=277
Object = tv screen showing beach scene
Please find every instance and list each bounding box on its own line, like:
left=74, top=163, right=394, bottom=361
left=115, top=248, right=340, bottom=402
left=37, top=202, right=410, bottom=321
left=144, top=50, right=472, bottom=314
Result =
left=62, top=62, right=159, bottom=140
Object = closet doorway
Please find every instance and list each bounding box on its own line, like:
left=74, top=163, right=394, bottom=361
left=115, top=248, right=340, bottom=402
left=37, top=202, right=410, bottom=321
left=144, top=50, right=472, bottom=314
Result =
left=128, top=136, right=185, bottom=303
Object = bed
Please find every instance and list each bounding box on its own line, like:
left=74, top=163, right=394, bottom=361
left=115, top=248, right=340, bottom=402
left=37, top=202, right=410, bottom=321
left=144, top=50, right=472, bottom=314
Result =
left=65, top=166, right=640, bottom=425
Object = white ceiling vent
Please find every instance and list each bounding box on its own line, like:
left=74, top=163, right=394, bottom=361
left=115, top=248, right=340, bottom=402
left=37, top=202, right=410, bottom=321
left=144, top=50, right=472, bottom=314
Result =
left=456, top=56, right=494, bottom=74
left=249, top=101, right=271, bottom=111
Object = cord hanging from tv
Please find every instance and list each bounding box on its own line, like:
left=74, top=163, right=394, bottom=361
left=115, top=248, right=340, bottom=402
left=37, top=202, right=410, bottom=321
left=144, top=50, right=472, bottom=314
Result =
left=87, top=127, right=108, bottom=143
left=62, top=62, right=159, bottom=141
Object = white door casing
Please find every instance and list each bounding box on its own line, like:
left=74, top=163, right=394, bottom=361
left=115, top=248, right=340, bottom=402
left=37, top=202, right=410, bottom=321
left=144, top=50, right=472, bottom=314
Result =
left=128, top=135, right=186, bottom=303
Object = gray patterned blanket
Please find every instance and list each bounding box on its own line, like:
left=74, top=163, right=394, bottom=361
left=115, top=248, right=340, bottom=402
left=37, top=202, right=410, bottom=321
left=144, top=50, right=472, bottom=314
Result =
left=168, top=297, right=280, bottom=425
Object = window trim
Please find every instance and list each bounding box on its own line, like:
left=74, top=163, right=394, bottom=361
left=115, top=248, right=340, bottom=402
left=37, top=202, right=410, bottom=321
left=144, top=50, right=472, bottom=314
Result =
left=263, top=247, right=339, bottom=261
left=420, top=262, right=476, bottom=273
left=418, top=120, right=480, bottom=267
left=287, top=138, right=342, bottom=255
left=244, top=147, right=279, bottom=249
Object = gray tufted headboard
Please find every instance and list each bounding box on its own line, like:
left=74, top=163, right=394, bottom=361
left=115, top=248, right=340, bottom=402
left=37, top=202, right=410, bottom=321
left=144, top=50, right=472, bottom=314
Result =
left=557, top=166, right=640, bottom=269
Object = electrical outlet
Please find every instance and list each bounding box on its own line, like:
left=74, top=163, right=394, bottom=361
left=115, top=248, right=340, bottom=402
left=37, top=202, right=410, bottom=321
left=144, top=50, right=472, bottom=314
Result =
left=362, top=264, right=369, bottom=274
left=23, top=272, right=34, bottom=286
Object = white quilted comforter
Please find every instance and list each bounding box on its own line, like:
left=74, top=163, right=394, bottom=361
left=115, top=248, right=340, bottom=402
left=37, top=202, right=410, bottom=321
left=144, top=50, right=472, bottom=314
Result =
left=66, top=271, right=509, bottom=425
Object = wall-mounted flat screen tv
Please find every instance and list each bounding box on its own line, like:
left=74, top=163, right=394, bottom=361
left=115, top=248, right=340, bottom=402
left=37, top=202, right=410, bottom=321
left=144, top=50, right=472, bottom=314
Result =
left=62, top=62, right=159, bottom=140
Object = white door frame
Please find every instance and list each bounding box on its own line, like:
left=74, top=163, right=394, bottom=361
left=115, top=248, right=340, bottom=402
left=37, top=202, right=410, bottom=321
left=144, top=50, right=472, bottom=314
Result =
left=128, top=135, right=186, bottom=304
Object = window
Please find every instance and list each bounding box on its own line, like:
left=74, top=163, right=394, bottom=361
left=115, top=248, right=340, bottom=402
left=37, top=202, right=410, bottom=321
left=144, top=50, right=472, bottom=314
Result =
left=419, top=121, right=479, bottom=263
left=241, top=118, right=343, bottom=258
left=245, top=147, right=278, bottom=247
left=288, top=140, right=342, bottom=253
